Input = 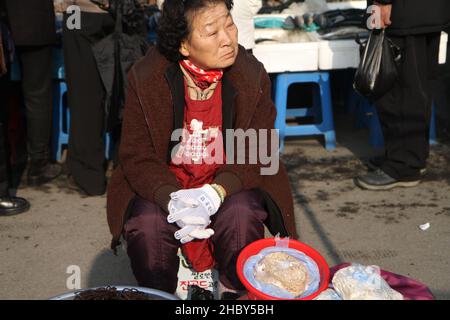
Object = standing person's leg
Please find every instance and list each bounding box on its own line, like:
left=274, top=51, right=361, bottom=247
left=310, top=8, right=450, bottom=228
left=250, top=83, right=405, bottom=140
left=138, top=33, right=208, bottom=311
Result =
left=355, top=33, right=440, bottom=189
left=380, top=34, right=440, bottom=179
left=0, top=120, right=9, bottom=198
left=211, top=190, right=268, bottom=291
left=0, top=117, right=30, bottom=216
left=63, top=12, right=113, bottom=195
left=17, top=45, right=62, bottom=186
left=124, top=197, right=181, bottom=293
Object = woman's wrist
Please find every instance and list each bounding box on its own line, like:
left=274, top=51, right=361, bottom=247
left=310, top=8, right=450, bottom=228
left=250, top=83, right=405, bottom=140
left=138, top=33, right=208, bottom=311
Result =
left=210, top=183, right=227, bottom=204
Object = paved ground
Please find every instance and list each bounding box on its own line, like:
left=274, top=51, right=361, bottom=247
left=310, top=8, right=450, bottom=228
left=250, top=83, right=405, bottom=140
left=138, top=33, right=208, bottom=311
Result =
left=1, top=114, right=449, bottom=300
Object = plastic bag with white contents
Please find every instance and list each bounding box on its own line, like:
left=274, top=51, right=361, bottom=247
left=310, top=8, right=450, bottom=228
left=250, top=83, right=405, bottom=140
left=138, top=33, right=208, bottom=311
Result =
left=332, top=264, right=403, bottom=300
left=314, top=288, right=342, bottom=300
left=243, top=237, right=320, bottom=299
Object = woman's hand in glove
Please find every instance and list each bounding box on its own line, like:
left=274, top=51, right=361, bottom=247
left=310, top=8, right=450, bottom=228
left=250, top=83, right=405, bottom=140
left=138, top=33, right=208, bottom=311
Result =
left=167, top=199, right=211, bottom=228
left=167, top=184, right=224, bottom=243
left=167, top=193, right=213, bottom=244
left=167, top=203, right=214, bottom=244
left=169, top=184, right=223, bottom=217
left=175, top=224, right=215, bottom=244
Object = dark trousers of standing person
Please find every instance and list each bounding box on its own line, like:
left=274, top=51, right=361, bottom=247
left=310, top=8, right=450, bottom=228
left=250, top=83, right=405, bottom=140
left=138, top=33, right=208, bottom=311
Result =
left=62, top=12, right=114, bottom=195
left=0, top=121, right=9, bottom=198
left=0, top=106, right=30, bottom=215
left=0, top=77, right=10, bottom=197
left=124, top=190, right=268, bottom=294
left=375, top=32, right=441, bottom=181
left=16, top=46, right=53, bottom=163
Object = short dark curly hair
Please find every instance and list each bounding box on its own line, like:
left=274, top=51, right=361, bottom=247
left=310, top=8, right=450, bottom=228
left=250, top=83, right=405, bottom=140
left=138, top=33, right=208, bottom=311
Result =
left=157, top=0, right=234, bottom=62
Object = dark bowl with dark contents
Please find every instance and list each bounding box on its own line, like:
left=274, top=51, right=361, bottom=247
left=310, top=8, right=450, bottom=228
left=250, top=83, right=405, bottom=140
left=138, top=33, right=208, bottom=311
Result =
left=49, top=286, right=180, bottom=300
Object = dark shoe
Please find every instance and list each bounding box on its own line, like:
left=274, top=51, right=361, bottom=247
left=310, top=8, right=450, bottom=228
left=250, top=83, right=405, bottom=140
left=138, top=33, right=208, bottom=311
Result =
left=187, top=286, right=215, bottom=300
left=27, top=160, right=62, bottom=186
left=365, top=156, right=427, bottom=176
left=354, top=169, right=421, bottom=190
left=221, top=292, right=243, bottom=300
left=0, top=196, right=30, bottom=216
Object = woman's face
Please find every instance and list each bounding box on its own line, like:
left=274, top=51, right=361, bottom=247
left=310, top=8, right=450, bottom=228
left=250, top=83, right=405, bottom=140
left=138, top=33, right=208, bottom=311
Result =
left=179, top=2, right=239, bottom=70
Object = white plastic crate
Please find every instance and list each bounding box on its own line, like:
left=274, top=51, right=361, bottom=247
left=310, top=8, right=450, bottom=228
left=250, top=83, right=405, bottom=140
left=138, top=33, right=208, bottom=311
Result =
left=253, top=30, right=319, bottom=73
left=318, top=38, right=360, bottom=70
left=326, top=1, right=367, bottom=10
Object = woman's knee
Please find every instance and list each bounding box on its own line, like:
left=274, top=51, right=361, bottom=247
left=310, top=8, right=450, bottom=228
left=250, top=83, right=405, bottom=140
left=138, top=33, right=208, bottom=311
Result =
left=218, top=190, right=268, bottom=224
left=124, top=198, right=179, bottom=267
left=124, top=198, right=167, bottom=241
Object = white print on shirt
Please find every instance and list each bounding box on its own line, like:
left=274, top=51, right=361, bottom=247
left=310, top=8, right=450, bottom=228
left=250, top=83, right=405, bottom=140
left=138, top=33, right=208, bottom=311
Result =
left=175, top=119, right=220, bottom=163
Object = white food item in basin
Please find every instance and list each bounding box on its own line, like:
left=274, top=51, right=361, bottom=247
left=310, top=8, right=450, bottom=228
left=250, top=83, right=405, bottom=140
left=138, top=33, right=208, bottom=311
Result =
left=254, top=252, right=309, bottom=297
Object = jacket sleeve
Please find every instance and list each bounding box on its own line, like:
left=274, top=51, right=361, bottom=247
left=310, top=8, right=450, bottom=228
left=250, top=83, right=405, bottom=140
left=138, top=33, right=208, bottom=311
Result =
left=214, top=66, right=278, bottom=195
left=119, top=68, right=181, bottom=212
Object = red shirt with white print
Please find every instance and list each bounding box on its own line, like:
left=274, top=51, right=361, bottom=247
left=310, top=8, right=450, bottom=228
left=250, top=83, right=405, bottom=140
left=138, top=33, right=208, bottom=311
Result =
left=169, top=81, right=225, bottom=189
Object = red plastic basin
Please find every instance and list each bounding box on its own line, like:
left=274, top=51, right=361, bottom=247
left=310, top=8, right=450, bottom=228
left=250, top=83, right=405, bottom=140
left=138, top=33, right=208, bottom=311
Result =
left=236, top=238, right=330, bottom=300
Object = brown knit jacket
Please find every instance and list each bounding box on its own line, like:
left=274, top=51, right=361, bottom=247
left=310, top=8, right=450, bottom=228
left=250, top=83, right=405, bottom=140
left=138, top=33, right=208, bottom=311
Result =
left=106, top=46, right=298, bottom=251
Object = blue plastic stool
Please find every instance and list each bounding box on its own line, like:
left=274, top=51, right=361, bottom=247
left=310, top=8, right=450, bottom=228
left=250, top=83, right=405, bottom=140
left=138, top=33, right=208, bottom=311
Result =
left=346, top=89, right=371, bottom=130
left=429, top=104, right=437, bottom=145
left=52, top=47, right=70, bottom=161
left=10, top=54, right=21, bottom=81
left=273, top=72, right=336, bottom=152
left=52, top=79, right=69, bottom=161
left=361, top=99, right=385, bottom=148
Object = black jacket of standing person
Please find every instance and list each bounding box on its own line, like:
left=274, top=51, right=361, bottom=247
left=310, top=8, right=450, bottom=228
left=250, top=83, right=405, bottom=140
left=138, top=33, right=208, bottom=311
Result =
left=4, top=0, right=57, bottom=46
left=367, top=0, right=450, bottom=35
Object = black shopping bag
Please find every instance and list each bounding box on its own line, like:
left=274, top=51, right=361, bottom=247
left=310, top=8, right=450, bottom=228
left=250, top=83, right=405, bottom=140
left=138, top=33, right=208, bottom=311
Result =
left=353, top=29, right=402, bottom=100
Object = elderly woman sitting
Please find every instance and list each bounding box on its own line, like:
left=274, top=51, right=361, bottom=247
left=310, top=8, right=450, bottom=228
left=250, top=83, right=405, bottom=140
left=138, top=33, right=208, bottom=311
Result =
left=107, top=0, right=297, bottom=297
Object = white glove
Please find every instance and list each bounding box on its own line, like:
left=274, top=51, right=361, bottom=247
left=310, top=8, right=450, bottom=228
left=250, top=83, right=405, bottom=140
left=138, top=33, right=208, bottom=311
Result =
left=167, top=184, right=222, bottom=244
left=174, top=223, right=215, bottom=244
left=168, top=199, right=210, bottom=227
left=167, top=193, right=217, bottom=244
left=170, top=184, right=222, bottom=217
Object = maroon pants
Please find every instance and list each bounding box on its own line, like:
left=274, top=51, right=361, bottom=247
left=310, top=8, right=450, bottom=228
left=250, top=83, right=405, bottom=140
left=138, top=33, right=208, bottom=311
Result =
left=124, top=190, right=268, bottom=293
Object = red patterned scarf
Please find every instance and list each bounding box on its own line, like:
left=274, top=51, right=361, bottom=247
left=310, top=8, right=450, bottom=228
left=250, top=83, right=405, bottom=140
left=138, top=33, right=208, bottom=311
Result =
left=180, top=59, right=223, bottom=90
